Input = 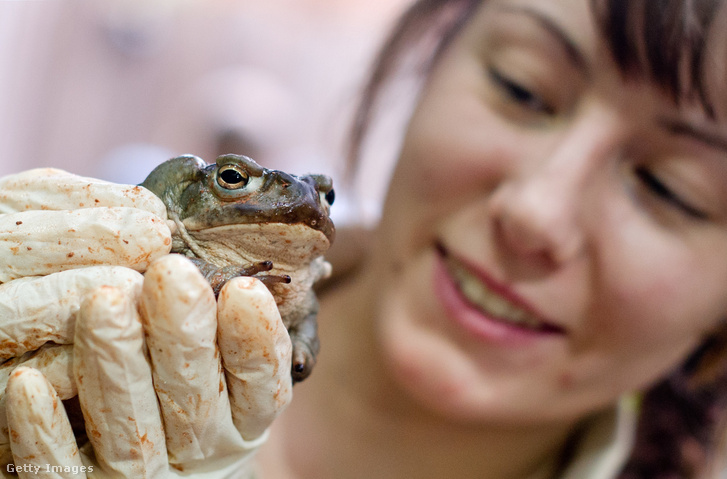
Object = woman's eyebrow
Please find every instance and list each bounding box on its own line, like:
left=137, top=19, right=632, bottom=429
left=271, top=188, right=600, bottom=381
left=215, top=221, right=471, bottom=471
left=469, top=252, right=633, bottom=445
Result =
left=660, top=119, right=727, bottom=153
left=494, top=5, right=588, bottom=74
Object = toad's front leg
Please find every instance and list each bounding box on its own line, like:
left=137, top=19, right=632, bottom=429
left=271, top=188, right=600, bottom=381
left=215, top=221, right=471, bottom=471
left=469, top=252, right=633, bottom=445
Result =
left=188, top=258, right=291, bottom=296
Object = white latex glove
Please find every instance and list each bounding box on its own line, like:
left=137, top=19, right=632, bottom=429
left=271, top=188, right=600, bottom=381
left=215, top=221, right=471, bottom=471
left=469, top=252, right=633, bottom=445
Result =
left=0, top=168, right=171, bottom=285
left=0, top=168, right=172, bottom=470
left=0, top=168, right=171, bottom=361
left=3, top=255, right=292, bottom=478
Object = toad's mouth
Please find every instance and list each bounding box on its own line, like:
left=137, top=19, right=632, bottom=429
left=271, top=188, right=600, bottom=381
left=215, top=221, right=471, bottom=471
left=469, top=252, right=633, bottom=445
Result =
left=180, top=205, right=335, bottom=243
left=436, top=243, right=564, bottom=334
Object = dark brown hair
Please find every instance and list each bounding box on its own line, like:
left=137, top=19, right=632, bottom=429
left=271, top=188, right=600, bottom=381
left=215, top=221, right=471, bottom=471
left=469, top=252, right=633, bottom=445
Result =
left=345, top=0, right=481, bottom=180
left=347, top=0, right=727, bottom=477
left=592, top=0, right=724, bottom=118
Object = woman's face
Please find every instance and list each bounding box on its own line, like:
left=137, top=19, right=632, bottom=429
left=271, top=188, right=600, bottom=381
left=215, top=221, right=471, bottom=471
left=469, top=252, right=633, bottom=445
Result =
left=373, top=0, right=727, bottom=424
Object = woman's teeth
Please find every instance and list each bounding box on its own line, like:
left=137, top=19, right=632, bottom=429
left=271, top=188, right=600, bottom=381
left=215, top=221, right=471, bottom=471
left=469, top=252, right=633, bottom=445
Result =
left=445, top=257, right=543, bottom=330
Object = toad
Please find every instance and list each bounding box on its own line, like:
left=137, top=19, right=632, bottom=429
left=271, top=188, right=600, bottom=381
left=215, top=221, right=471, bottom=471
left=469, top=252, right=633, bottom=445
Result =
left=140, top=154, right=335, bottom=382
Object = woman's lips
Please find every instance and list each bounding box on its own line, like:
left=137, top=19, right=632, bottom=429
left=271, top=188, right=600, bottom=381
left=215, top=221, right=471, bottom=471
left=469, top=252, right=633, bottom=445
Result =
left=433, top=242, right=566, bottom=345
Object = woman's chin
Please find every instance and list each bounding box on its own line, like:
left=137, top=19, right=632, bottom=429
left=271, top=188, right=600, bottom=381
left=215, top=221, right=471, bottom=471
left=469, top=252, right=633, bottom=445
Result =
left=378, top=310, right=491, bottom=421
left=374, top=259, right=513, bottom=423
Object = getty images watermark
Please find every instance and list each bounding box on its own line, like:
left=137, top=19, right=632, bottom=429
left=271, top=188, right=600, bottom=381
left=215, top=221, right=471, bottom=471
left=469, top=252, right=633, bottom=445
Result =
left=6, top=464, right=94, bottom=474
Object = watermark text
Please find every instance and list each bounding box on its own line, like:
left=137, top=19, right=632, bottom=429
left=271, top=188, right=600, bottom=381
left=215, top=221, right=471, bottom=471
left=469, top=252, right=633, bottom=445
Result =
left=6, top=464, right=94, bottom=475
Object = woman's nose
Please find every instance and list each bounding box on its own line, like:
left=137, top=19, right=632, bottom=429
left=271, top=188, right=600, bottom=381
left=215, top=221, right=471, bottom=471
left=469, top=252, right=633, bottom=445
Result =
left=489, top=172, right=585, bottom=268
left=488, top=117, right=622, bottom=268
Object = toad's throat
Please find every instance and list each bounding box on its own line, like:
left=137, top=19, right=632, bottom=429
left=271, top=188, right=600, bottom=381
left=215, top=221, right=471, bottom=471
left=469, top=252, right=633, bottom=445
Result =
left=171, top=216, right=331, bottom=269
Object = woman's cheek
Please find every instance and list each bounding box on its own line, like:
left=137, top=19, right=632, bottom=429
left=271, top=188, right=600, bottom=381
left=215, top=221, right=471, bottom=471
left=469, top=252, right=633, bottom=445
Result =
left=397, top=90, right=521, bottom=201
left=614, top=226, right=724, bottom=332
left=585, top=238, right=719, bottom=389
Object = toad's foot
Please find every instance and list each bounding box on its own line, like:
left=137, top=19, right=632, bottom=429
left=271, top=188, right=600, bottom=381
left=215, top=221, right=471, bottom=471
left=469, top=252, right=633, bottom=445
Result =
left=286, top=303, right=320, bottom=383
left=189, top=258, right=290, bottom=296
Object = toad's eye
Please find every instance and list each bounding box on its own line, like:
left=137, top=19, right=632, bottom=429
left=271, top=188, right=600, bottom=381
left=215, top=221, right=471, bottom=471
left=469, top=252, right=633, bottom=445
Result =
left=217, top=165, right=249, bottom=189
left=324, top=189, right=335, bottom=206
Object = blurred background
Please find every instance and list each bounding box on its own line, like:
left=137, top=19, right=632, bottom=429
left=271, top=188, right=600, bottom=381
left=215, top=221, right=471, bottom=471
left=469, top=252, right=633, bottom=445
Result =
left=0, top=0, right=414, bottom=226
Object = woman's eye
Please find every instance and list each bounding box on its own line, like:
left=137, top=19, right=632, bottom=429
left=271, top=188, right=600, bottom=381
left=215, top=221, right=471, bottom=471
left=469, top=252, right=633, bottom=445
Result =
left=634, top=166, right=708, bottom=220
left=487, top=67, right=554, bottom=116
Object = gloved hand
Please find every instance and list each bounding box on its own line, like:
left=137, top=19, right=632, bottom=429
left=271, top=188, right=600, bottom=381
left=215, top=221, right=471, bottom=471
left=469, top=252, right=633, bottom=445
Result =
left=3, top=255, right=292, bottom=479
left=0, top=170, right=293, bottom=477
left=0, top=168, right=172, bottom=470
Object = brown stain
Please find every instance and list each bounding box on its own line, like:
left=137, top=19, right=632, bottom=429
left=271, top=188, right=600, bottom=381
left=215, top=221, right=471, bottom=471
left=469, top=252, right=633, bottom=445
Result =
left=1, top=340, right=23, bottom=360
left=15, top=221, right=22, bottom=225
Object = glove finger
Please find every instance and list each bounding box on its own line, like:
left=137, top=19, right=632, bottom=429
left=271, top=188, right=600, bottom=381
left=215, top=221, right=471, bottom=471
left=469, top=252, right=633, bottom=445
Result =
left=0, top=207, right=171, bottom=282
left=0, top=168, right=167, bottom=218
left=141, top=255, right=244, bottom=468
left=217, top=277, right=293, bottom=441
left=75, top=286, right=167, bottom=478
left=0, top=356, right=22, bottom=474
left=6, top=367, right=86, bottom=479
left=0, top=266, right=143, bottom=360
left=0, top=344, right=75, bottom=459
